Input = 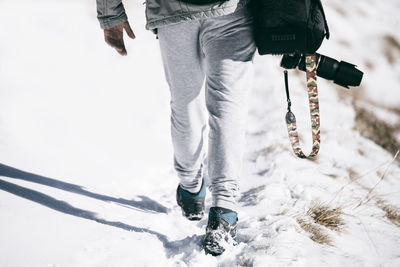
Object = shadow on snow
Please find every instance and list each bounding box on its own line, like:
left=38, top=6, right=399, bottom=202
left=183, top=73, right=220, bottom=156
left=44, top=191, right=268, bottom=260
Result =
left=0, top=164, right=202, bottom=258
left=0, top=163, right=167, bottom=213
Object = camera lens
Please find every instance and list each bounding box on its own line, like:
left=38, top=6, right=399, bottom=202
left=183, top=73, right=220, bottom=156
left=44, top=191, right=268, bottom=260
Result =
left=317, top=55, right=340, bottom=81
left=318, top=55, right=363, bottom=88
left=333, top=61, right=364, bottom=88
left=280, top=53, right=363, bottom=89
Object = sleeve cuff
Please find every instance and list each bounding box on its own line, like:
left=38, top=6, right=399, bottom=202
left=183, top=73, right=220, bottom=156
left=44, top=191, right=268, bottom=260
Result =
left=99, top=13, right=128, bottom=29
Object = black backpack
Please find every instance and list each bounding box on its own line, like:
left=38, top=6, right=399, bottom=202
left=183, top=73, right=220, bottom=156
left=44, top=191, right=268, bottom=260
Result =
left=251, top=0, right=330, bottom=159
left=251, top=0, right=330, bottom=55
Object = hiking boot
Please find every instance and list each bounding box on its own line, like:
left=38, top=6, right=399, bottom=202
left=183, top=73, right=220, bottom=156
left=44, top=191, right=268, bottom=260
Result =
left=176, top=179, right=206, bottom=220
left=203, top=207, right=238, bottom=256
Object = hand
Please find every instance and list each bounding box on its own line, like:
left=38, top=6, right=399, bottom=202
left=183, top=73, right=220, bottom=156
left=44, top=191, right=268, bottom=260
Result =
left=104, top=21, right=136, bottom=56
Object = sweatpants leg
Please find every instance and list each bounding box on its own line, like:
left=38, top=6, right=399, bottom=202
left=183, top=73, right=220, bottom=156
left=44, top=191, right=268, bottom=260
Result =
left=158, top=6, right=256, bottom=209
left=158, top=20, right=207, bottom=194
left=200, top=7, right=256, bottom=211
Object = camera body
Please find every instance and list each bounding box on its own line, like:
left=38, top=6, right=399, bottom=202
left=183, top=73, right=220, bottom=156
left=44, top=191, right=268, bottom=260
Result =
left=280, top=53, right=364, bottom=88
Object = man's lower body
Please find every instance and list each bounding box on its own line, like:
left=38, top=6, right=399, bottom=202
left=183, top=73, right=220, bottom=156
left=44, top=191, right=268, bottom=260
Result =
left=158, top=5, right=256, bottom=255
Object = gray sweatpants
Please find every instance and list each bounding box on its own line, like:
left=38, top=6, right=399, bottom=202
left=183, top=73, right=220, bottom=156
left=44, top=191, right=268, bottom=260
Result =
left=158, top=6, right=256, bottom=211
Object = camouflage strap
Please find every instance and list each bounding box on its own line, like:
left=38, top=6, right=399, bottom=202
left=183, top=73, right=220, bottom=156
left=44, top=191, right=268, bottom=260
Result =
left=285, top=55, right=320, bottom=159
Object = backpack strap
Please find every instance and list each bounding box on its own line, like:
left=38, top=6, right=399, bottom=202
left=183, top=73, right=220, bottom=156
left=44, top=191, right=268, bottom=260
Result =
left=316, top=0, right=330, bottom=39
left=284, top=55, right=320, bottom=158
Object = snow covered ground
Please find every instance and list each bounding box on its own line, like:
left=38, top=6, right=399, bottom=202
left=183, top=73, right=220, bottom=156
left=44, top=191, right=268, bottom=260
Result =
left=1, top=0, right=400, bottom=266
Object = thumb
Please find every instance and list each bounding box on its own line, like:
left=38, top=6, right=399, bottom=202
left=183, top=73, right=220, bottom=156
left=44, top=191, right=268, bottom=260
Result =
left=124, top=22, right=136, bottom=39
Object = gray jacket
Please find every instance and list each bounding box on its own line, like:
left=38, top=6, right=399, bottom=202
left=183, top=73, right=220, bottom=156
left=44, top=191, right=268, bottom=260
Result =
left=96, top=0, right=250, bottom=30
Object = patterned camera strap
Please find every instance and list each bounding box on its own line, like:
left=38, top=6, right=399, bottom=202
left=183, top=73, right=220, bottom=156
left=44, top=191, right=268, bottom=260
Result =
left=285, top=55, right=320, bottom=158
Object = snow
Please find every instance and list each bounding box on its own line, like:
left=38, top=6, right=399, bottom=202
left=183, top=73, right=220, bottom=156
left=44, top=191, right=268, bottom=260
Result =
left=1, top=0, right=400, bottom=266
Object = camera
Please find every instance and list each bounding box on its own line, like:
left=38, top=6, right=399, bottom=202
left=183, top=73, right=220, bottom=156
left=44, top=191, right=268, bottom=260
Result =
left=280, top=53, right=364, bottom=88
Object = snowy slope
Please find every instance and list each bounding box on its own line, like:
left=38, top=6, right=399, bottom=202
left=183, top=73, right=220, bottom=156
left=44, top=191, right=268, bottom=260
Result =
left=1, top=0, right=400, bottom=266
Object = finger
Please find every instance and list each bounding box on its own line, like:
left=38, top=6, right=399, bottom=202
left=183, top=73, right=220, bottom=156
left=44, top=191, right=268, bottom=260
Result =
left=113, top=41, right=127, bottom=56
left=105, top=37, right=120, bottom=48
left=112, top=43, right=127, bottom=56
left=105, top=37, right=127, bottom=56
left=118, top=45, right=127, bottom=56
left=124, top=22, right=136, bottom=39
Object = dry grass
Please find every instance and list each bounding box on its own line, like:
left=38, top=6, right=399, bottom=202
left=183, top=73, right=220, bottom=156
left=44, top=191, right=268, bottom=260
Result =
left=364, top=59, right=374, bottom=70
left=347, top=168, right=359, bottom=182
left=331, top=34, right=400, bottom=160
left=297, top=201, right=345, bottom=245
left=307, top=201, right=345, bottom=231
left=383, top=35, right=400, bottom=64
left=354, top=106, right=400, bottom=161
left=297, top=218, right=332, bottom=245
left=377, top=201, right=400, bottom=227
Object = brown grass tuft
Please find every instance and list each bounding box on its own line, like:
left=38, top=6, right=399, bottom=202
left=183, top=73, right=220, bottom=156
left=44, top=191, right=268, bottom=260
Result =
left=297, top=218, right=332, bottom=245
left=377, top=201, right=400, bottom=227
left=347, top=168, right=359, bottom=182
left=307, top=201, right=345, bottom=231
left=297, top=201, right=345, bottom=245
left=354, top=106, right=400, bottom=160
left=364, top=60, right=374, bottom=70
left=383, top=35, right=400, bottom=64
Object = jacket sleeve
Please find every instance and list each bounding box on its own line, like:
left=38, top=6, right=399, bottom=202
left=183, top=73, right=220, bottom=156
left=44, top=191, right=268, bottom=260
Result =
left=96, top=0, right=128, bottom=29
